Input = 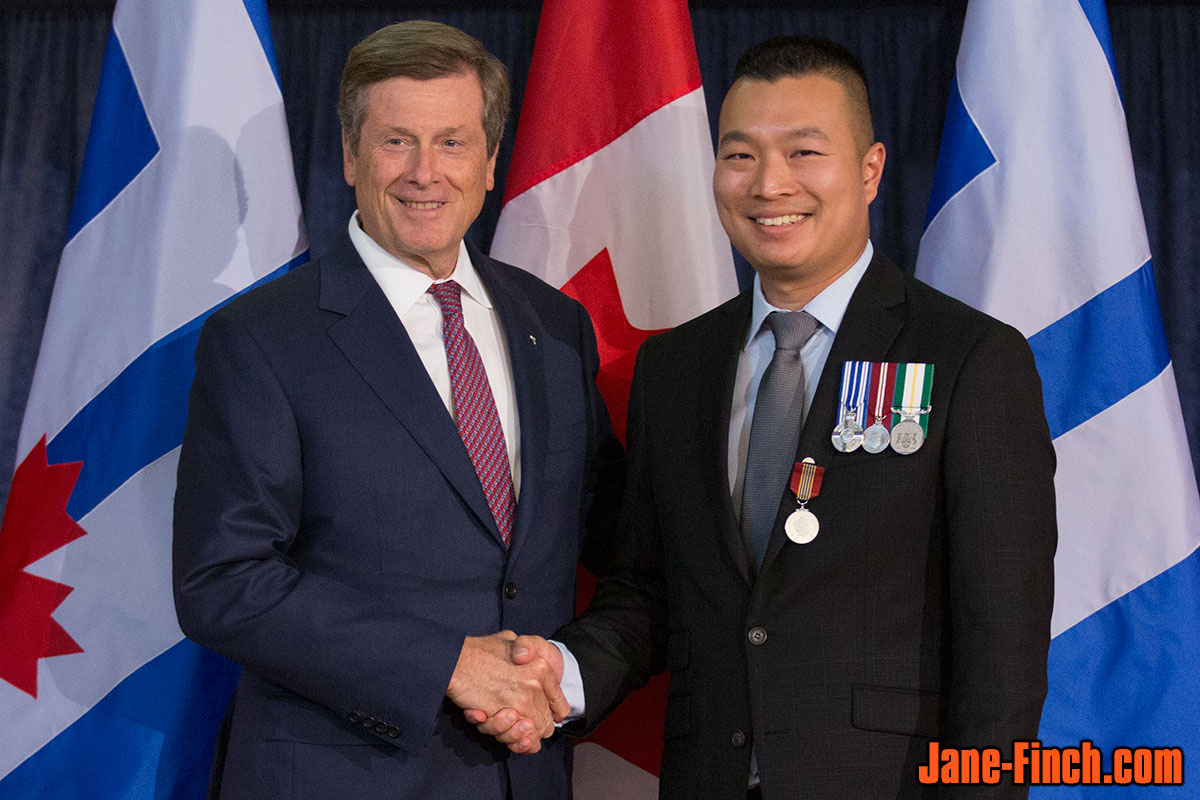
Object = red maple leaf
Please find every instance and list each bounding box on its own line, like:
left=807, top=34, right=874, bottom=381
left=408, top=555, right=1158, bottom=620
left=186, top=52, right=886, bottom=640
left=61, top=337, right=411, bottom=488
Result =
left=565, top=248, right=669, bottom=773
left=0, top=436, right=86, bottom=698
left=562, top=248, right=665, bottom=444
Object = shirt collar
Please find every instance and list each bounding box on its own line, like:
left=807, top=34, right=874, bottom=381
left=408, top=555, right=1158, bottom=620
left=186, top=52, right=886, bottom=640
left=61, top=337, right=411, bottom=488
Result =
left=347, top=210, right=492, bottom=313
left=745, top=239, right=874, bottom=348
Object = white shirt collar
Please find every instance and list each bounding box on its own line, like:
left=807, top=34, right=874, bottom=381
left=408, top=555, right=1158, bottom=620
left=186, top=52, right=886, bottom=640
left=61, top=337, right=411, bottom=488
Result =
left=745, top=239, right=874, bottom=348
left=347, top=210, right=493, bottom=314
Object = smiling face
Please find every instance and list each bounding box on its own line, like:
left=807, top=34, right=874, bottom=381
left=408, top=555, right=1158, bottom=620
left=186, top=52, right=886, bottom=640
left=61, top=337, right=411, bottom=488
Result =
left=343, top=71, right=496, bottom=278
left=713, top=74, right=885, bottom=307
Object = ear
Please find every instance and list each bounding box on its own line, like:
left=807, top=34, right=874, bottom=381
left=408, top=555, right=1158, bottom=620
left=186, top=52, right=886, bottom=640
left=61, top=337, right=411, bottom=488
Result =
left=861, top=142, right=886, bottom=204
left=342, top=131, right=356, bottom=187
left=485, top=146, right=498, bottom=192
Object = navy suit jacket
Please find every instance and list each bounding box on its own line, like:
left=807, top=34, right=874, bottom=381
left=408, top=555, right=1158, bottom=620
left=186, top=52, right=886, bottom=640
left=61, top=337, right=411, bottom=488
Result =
left=557, top=253, right=1057, bottom=799
left=173, top=230, right=621, bottom=800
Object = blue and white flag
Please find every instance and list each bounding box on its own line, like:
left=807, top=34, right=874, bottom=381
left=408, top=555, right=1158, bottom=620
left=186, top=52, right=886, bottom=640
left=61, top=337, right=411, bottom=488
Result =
left=917, top=0, right=1200, bottom=787
left=0, top=0, right=306, bottom=796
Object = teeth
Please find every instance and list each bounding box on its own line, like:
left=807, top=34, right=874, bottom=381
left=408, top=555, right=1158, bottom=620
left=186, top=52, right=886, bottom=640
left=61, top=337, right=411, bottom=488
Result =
left=755, top=214, right=804, bottom=226
left=403, top=201, right=444, bottom=210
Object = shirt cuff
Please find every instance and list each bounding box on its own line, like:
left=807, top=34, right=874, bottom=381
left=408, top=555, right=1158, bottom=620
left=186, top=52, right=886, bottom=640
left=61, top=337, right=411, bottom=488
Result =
left=549, top=639, right=586, bottom=721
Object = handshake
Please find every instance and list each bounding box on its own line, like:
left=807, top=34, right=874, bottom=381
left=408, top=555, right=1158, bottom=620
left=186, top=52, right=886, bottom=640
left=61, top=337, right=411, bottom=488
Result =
left=445, top=631, right=571, bottom=754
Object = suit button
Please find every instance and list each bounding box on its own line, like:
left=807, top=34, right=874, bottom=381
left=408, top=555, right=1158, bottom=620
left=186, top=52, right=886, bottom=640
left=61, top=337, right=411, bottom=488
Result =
left=374, top=721, right=388, bottom=734
left=504, top=582, right=518, bottom=600
left=387, top=726, right=400, bottom=739
left=731, top=729, right=747, bottom=748
left=360, top=715, right=375, bottom=728
left=348, top=711, right=361, bottom=724
left=747, top=626, right=767, bottom=646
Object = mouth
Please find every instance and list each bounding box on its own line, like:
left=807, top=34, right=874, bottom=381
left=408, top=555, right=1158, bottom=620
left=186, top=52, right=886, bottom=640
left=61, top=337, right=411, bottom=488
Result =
left=754, top=213, right=807, bottom=227
left=400, top=200, right=446, bottom=210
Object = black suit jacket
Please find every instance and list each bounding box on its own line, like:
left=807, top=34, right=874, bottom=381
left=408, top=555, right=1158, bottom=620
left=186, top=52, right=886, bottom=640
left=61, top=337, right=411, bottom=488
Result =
left=173, top=231, right=621, bottom=800
left=557, top=252, right=1056, bottom=799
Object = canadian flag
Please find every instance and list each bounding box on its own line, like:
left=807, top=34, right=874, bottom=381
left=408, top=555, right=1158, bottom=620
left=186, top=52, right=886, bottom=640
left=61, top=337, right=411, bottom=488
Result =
left=491, top=0, right=736, bottom=794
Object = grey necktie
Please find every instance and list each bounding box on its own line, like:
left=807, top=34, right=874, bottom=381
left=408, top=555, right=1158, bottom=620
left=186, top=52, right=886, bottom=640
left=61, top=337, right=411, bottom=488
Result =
left=740, top=310, right=819, bottom=568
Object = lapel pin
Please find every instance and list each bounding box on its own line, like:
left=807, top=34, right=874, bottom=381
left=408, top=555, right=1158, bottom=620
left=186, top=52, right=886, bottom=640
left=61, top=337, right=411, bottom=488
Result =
left=529, top=334, right=537, bottom=346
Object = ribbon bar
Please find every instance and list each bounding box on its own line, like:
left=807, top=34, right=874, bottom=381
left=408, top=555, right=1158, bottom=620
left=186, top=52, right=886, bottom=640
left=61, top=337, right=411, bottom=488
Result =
left=790, top=460, right=824, bottom=502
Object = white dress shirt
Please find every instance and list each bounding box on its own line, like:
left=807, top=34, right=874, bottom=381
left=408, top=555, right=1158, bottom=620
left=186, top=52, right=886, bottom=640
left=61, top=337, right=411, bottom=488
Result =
left=347, top=212, right=521, bottom=496
left=348, top=214, right=584, bottom=718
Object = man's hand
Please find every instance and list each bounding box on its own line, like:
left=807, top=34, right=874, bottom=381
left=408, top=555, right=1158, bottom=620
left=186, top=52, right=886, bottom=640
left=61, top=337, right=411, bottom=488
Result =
left=446, top=631, right=568, bottom=753
left=462, top=635, right=566, bottom=754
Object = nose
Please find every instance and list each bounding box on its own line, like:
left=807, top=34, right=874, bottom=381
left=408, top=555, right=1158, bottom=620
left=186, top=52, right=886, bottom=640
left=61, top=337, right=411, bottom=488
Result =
left=752, top=151, right=797, bottom=199
left=404, top=144, right=438, bottom=186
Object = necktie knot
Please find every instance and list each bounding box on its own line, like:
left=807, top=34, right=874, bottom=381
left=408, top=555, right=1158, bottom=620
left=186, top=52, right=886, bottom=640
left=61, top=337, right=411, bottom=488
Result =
left=427, top=280, right=463, bottom=315
left=765, top=310, right=819, bottom=352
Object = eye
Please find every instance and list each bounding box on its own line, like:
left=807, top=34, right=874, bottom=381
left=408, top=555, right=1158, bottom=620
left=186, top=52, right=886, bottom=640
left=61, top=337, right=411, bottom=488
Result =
left=444, top=139, right=463, bottom=148
left=792, top=149, right=820, bottom=158
left=721, top=151, right=753, bottom=161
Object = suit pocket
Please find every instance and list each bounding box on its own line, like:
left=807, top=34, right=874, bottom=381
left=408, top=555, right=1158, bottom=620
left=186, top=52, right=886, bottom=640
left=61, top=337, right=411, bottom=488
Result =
left=850, top=684, right=943, bottom=739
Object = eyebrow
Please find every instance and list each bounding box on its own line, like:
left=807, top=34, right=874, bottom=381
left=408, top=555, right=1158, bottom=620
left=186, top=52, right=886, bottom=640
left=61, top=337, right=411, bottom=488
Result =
left=717, top=126, right=830, bottom=148
left=380, top=125, right=472, bottom=138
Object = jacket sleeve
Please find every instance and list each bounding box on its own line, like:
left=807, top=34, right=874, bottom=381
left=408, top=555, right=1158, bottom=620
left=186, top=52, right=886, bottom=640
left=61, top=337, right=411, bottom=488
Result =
left=172, top=310, right=466, bottom=756
left=941, top=320, right=1057, bottom=795
left=556, top=341, right=668, bottom=733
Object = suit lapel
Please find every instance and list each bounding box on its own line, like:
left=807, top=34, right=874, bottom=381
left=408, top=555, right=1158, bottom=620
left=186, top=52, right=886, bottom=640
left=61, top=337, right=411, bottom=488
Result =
left=699, top=293, right=756, bottom=585
left=469, top=244, right=548, bottom=561
left=318, top=231, right=504, bottom=547
left=759, top=253, right=909, bottom=572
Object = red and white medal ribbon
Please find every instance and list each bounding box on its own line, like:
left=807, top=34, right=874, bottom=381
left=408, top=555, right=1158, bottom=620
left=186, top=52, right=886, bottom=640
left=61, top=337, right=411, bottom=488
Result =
left=862, top=362, right=898, bottom=453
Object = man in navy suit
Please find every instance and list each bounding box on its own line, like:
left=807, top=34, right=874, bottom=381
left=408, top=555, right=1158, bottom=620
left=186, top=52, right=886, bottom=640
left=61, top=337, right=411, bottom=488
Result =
left=173, top=20, right=620, bottom=800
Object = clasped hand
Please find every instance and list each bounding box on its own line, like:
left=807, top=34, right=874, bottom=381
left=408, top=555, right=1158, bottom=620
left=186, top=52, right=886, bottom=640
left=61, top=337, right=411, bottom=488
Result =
left=446, top=631, right=566, bottom=754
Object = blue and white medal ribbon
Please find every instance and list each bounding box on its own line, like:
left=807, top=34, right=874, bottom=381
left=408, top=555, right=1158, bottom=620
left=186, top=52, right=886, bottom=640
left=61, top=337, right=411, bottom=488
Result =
left=831, top=361, right=870, bottom=452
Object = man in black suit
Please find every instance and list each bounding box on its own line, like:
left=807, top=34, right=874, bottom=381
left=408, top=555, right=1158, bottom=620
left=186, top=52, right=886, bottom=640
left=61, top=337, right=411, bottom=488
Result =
left=477, top=35, right=1056, bottom=799
left=172, top=20, right=619, bottom=800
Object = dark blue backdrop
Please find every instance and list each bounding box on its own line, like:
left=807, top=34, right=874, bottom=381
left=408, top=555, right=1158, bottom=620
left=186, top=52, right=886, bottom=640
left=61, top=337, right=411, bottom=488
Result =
left=1, top=1, right=1197, bottom=512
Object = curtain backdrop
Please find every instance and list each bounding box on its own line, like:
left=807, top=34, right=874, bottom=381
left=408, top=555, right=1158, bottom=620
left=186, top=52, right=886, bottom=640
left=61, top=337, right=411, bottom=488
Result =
left=1, top=1, right=1197, bottom=511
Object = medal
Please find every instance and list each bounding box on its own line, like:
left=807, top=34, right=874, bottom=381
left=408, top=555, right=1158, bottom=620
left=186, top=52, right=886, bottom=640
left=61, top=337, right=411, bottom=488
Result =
left=889, top=416, right=925, bottom=455
left=786, top=458, right=824, bottom=544
left=862, top=361, right=896, bottom=454
left=785, top=509, right=819, bottom=544
left=831, top=407, right=864, bottom=452
left=889, top=362, right=935, bottom=455
left=831, top=361, right=870, bottom=452
left=863, top=424, right=891, bottom=453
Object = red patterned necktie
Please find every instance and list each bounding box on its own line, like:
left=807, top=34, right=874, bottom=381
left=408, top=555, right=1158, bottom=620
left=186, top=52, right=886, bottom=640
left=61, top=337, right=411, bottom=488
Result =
left=427, top=280, right=516, bottom=547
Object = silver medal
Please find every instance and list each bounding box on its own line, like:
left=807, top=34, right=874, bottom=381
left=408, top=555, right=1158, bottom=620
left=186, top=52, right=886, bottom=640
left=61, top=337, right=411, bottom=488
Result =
left=785, top=507, right=819, bottom=544
left=889, top=418, right=925, bottom=455
left=863, top=423, right=891, bottom=454
left=831, top=410, right=864, bottom=453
